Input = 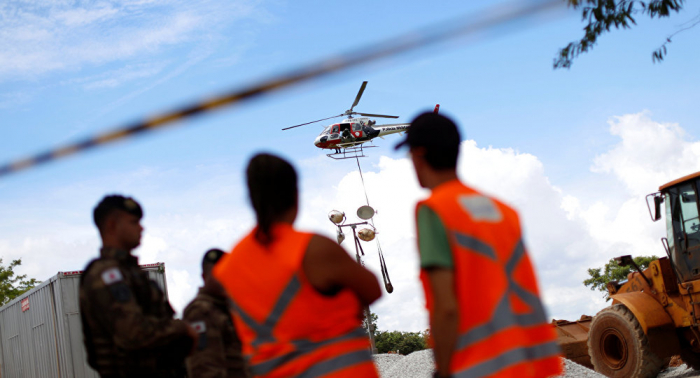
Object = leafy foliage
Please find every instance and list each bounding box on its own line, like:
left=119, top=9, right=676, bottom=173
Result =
left=0, top=258, right=40, bottom=306
left=375, top=330, right=429, bottom=355
left=555, top=0, right=685, bottom=69
left=366, top=312, right=430, bottom=355
left=583, top=255, right=658, bottom=301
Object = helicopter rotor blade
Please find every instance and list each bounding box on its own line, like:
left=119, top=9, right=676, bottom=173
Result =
left=357, top=112, right=399, bottom=119
left=349, top=81, right=368, bottom=113
left=282, top=114, right=343, bottom=130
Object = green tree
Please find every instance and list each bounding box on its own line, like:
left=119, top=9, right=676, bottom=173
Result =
left=0, top=258, right=40, bottom=306
left=375, top=330, right=428, bottom=355
left=421, top=328, right=431, bottom=347
left=555, top=0, right=687, bottom=69
left=583, top=255, right=658, bottom=301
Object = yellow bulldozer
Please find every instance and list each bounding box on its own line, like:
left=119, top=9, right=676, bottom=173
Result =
left=555, top=171, right=700, bottom=377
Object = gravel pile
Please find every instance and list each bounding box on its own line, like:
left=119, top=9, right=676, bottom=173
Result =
left=556, top=359, right=605, bottom=378
left=658, top=364, right=699, bottom=378
left=374, top=350, right=700, bottom=377
left=374, top=350, right=435, bottom=378
left=372, top=351, right=615, bottom=378
left=373, top=353, right=405, bottom=376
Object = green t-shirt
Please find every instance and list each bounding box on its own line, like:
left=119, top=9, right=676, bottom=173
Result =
left=417, top=205, right=453, bottom=269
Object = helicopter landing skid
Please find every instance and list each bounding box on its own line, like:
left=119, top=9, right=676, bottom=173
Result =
left=326, top=145, right=377, bottom=160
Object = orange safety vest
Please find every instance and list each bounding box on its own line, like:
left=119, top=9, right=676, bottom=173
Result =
left=416, top=180, right=562, bottom=378
left=213, top=223, right=379, bottom=378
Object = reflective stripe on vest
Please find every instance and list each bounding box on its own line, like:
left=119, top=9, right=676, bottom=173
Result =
left=231, top=274, right=373, bottom=377
left=454, top=341, right=561, bottom=378
left=452, top=233, right=560, bottom=377
left=231, top=275, right=302, bottom=349
left=454, top=236, right=547, bottom=350
left=250, top=328, right=369, bottom=377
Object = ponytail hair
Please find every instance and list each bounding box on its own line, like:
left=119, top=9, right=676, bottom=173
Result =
left=246, top=153, right=298, bottom=244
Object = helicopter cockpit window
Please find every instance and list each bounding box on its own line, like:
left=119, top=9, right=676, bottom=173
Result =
left=321, top=126, right=331, bottom=135
left=331, top=124, right=339, bottom=134
left=352, top=123, right=361, bottom=131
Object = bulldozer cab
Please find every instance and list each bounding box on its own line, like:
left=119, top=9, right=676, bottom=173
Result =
left=648, top=172, right=700, bottom=282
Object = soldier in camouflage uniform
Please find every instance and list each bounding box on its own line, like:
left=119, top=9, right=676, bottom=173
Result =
left=79, top=195, right=196, bottom=378
left=184, top=248, right=249, bottom=378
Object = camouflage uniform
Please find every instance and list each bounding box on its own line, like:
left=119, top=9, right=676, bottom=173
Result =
left=79, top=248, right=193, bottom=378
left=184, top=288, right=249, bottom=378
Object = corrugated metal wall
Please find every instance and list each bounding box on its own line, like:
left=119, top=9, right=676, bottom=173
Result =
left=0, top=263, right=169, bottom=378
left=0, top=277, right=61, bottom=378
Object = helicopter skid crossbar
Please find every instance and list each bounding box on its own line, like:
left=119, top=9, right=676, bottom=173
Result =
left=326, top=145, right=377, bottom=160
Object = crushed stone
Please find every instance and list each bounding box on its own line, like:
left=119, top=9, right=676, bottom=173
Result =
left=374, top=350, right=434, bottom=378
left=372, top=351, right=700, bottom=378
left=555, top=359, right=605, bottom=378
left=658, top=364, right=700, bottom=378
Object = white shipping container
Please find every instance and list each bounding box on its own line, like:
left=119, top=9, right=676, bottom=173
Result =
left=0, top=262, right=170, bottom=378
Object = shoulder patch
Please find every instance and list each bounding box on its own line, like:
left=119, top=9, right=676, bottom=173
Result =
left=190, top=321, right=207, bottom=333
left=101, top=268, right=123, bottom=285
left=459, top=195, right=502, bottom=222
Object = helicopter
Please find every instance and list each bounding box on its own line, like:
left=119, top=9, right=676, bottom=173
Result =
left=282, top=81, right=439, bottom=159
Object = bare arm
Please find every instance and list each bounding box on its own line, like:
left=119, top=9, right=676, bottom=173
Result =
left=426, top=267, right=459, bottom=377
left=303, top=234, right=382, bottom=306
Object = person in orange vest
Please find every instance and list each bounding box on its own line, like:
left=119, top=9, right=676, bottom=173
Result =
left=395, top=113, right=563, bottom=378
left=213, top=153, right=382, bottom=378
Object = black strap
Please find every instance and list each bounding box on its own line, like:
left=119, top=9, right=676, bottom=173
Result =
left=354, top=156, right=394, bottom=293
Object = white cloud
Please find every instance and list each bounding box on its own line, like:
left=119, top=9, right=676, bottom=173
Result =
left=0, top=0, right=265, bottom=81
left=592, top=112, right=700, bottom=197
left=65, top=62, right=169, bottom=90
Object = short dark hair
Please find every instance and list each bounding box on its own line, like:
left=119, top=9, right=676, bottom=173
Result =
left=246, top=153, right=297, bottom=244
left=93, top=195, right=143, bottom=231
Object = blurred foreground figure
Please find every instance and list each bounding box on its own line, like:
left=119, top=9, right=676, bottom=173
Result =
left=184, top=248, right=249, bottom=377
left=80, top=195, right=196, bottom=378
left=396, top=114, right=563, bottom=378
left=214, top=153, right=382, bottom=378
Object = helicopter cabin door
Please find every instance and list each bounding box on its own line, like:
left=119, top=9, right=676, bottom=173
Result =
left=352, top=122, right=363, bottom=138
left=330, top=124, right=340, bottom=139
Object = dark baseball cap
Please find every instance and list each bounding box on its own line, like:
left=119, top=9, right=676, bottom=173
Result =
left=93, top=195, right=143, bottom=229
left=394, top=112, right=461, bottom=151
left=202, top=248, right=226, bottom=268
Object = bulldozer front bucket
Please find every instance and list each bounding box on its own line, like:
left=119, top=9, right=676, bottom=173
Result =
left=553, top=315, right=593, bottom=369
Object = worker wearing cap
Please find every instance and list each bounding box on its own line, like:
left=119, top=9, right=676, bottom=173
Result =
left=395, top=113, right=562, bottom=378
left=213, top=153, right=382, bottom=378
left=79, top=195, right=196, bottom=378
left=184, top=248, right=249, bottom=378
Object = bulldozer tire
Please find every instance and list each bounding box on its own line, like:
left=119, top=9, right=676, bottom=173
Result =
left=588, top=304, right=664, bottom=378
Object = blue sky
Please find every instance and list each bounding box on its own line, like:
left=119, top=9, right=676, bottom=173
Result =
left=2, top=0, right=700, bottom=331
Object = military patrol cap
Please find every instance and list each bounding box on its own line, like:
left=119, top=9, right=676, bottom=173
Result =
left=202, top=248, right=226, bottom=269
left=93, top=195, right=143, bottom=229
